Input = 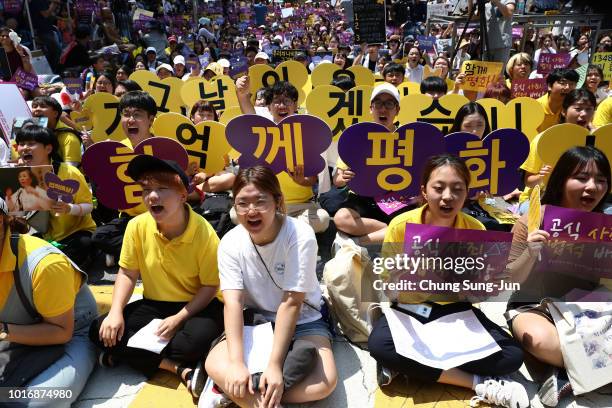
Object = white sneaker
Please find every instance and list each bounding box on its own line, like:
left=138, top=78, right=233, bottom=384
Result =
left=198, top=377, right=232, bottom=408
left=105, top=254, right=115, bottom=267
left=470, top=378, right=530, bottom=408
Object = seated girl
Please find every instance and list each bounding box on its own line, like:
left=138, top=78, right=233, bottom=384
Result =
left=506, top=146, right=611, bottom=406
left=89, top=155, right=224, bottom=398
left=205, top=166, right=337, bottom=407
left=368, top=155, right=528, bottom=408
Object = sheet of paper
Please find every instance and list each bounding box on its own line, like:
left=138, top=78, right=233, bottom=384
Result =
left=126, top=319, right=170, bottom=354
left=383, top=307, right=501, bottom=370
left=243, top=322, right=274, bottom=374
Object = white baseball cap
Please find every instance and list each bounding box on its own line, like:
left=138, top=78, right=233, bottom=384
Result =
left=255, top=52, right=269, bottom=61
left=156, top=63, right=174, bottom=74
left=173, top=55, right=185, bottom=66
left=145, top=46, right=157, bottom=54
left=217, top=58, right=230, bottom=68
left=370, top=82, right=400, bottom=104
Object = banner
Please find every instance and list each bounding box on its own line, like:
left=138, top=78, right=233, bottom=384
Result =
left=444, top=128, right=530, bottom=195
left=0, top=166, right=54, bottom=214
left=81, top=137, right=189, bottom=210
left=64, top=78, right=84, bottom=95
left=417, top=36, right=437, bottom=53
left=225, top=114, right=332, bottom=176
left=337, top=121, right=446, bottom=197
left=537, top=53, right=571, bottom=75
left=592, top=52, right=612, bottom=81
left=353, top=0, right=386, bottom=44
left=511, top=78, right=548, bottom=99
left=460, top=61, right=503, bottom=92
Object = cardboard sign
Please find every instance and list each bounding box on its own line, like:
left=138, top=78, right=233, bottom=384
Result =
left=537, top=124, right=612, bottom=190
left=537, top=53, right=571, bottom=75
left=82, top=92, right=126, bottom=143
left=249, top=61, right=309, bottom=105
left=460, top=61, right=503, bottom=92
left=180, top=76, right=239, bottom=117
left=444, top=128, right=530, bottom=195
left=511, top=78, right=548, bottom=99
left=305, top=85, right=374, bottom=142
left=0, top=165, right=53, bottom=214
left=397, top=94, right=469, bottom=133
left=129, top=71, right=185, bottom=114
left=151, top=112, right=231, bottom=173
left=11, top=68, right=38, bottom=91
left=44, top=172, right=79, bottom=203
left=353, top=0, right=386, bottom=44
left=81, top=137, right=189, bottom=210
left=0, top=83, right=31, bottom=145
left=337, top=121, right=446, bottom=197
left=477, top=97, right=545, bottom=141
left=591, top=52, right=612, bottom=81
left=225, top=114, right=332, bottom=176
left=311, top=64, right=376, bottom=88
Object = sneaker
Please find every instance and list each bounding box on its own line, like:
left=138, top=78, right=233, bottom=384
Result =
left=97, top=351, right=114, bottom=368
left=105, top=254, right=115, bottom=267
left=188, top=361, right=207, bottom=399
left=198, top=377, right=232, bottom=408
left=470, top=378, right=529, bottom=408
left=537, top=370, right=572, bottom=407
left=376, top=362, right=397, bottom=387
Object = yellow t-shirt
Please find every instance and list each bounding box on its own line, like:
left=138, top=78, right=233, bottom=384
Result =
left=594, top=97, right=612, bottom=128
left=0, top=232, right=82, bottom=318
left=55, top=122, right=82, bottom=164
left=44, top=163, right=97, bottom=242
left=119, top=206, right=222, bottom=302
left=518, top=131, right=545, bottom=203
left=276, top=172, right=313, bottom=205
left=536, top=93, right=561, bottom=133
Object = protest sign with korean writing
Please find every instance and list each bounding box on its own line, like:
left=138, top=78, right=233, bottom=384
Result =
left=511, top=78, right=548, bottom=99
left=305, top=85, right=373, bottom=141
left=82, top=137, right=189, bottom=210
left=180, top=76, right=239, bottom=116
left=397, top=94, right=469, bottom=133
left=311, top=63, right=376, bottom=87
left=477, top=97, right=545, bottom=141
left=592, top=52, right=612, bottom=81
left=130, top=71, right=185, bottom=114
left=537, top=53, right=571, bottom=75
left=225, top=114, right=331, bottom=176
left=272, top=49, right=302, bottom=63
left=417, top=36, right=437, bottom=53
left=353, top=0, right=386, bottom=44
left=11, top=68, right=39, bottom=91
left=249, top=61, right=309, bottom=105
left=338, top=121, right=446, bottom=197
left=82, top=92, right=125, bottom=143
left=460, top=61, right=503, bottom=92
left=444, top=128, right=530, bottom=195
left=0, top=166, right=53, bottom=214
left=64, top=78, right=83, bottom=95
left=152, top=113, right=231, bottom=173
left=44, top=172, right=79, bottom=203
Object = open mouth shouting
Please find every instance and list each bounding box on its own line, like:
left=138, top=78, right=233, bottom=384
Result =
left=149, top=204, right=165, bottom=216
left=20, top=152, right=33, bottom=163
left=439, top=203, right=455, bottom=215
left=127, top=126, right=140, bottom=136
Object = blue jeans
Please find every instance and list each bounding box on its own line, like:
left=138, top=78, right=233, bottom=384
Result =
left=24, top=286, right=98, bottom=407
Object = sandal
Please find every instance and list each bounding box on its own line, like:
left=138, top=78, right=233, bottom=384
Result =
left=178, top=362, right=206, bottom=399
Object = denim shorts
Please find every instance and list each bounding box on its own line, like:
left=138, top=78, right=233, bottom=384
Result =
left=294, top=317, right=333, bottom=340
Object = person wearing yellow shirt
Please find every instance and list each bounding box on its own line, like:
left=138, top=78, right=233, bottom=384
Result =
left=91, top=91, right=157, bottom=266
left=90, top=155, right=223, bottom=399
left=31, top=96, right=83, bottom=167
left=234, top=76, right=330, bottom=233
left=519, top=89, right=597, bottom=214
left=14, top=125, right=96, bottom=269
left=0, top=197, right=97, bottom=405
left=594, top=94, right=612, bottom=128
left=536, top=68, right=579, bottom=134
left=368, top=155, right=529, bottom=408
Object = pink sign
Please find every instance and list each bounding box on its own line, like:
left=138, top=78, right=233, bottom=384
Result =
left=11, top=68, right=39, bottom=91
left=511, top=78, right=548, bottom=99
left=537, top=53, right=571, bottom=75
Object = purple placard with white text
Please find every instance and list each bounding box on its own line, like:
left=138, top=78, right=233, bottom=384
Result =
left=537, top=53, right=571, bottom=75
left=11, top=68, right=39, bottom=91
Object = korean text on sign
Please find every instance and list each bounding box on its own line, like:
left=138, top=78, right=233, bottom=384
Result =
left=460, top=61, right=503, bottom=92
left=592, top=52, right=612, bottom=81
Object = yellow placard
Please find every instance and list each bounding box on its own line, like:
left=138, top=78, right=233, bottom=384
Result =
left=151, top=112, right=231, bottom=174
left=180, top=75, right=239, bottom=117
left=423, top=65, right=442, bottom=79
left=129, top=70, right=185, bottom=114
left=305, top=85, right=374, bottom=142
left=82, top=93, right=126, bottom=143
left=592, top=52, right=612, bottom=81
left=70, top=109, right=92, bottom=131
left=396, top=81, right=422, bottom=98
left=310, top=63, right=376, bottom=88
left=248, top=61, right=309, bottom=105
left=460, top=60, right=503, bottom=92
left=397, top=94, right=469, bottom=132
left=528, top=185, right=541, bottom=233
left=477, top=97, right=545, bottom=141
left=537, top=123, right=612, bottom=192
left=218, top=106, right=244, bottom=126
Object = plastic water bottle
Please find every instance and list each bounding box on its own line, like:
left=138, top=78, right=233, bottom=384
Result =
left=516, top=0, right=525, bottom=14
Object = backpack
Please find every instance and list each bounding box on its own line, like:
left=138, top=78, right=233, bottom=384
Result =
left=196, top=193, right=235, bottom=238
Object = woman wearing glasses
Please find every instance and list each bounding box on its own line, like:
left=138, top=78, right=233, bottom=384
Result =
left=205, top=165, right=337, bottom=408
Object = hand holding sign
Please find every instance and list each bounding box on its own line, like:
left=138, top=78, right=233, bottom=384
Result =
left=226, top=114, right=331, bottom=176
left=248, top=61, right=309, bottom=105
left=44, top=173, right=79, bottom=203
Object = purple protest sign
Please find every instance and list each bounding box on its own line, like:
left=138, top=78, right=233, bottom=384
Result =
left=11, top=68, right=39, bottom=91
left=229, top=57, right=249, bottom=79
left=338, top=122, right=446, bottom=197
left=541, top=205, right=612, bottom=283
left=537, top=53, right=571, bottom=75
left=82, top=137, right=189, bottom=210
left=44, top=173, right=79, bottom=203
left=375, top=191, right=414, bottom=215
left=225, top=114, right=331, bottom=177
left=444, top=128, right=530, bottom=196
left=3, top=0, right=23, bottom=14
left=64, top=78, right=83, bottom=95
left=417, top=35, right=437, bottom=53
left=511, top=78, right=547, bottom=99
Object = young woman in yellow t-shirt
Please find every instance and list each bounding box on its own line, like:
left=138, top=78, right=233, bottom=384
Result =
left=368, top=154, right=529, bottom=408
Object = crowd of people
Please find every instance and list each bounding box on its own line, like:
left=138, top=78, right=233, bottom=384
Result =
left=0, top=0, right=611, bottom=407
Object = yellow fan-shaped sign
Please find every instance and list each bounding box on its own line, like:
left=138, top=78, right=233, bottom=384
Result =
left=180, top=75, right=239, bottom=117
left=310, top=63, right=376, bottom=87
left=82, top=92, right=126, bottom=143
left=129, top=70, right=185, bottom=114
left=248, top=61, right=309, bottom=105
left=396, top=81, right=422, bottom=98
left=398, top=93, right=469, bottom=131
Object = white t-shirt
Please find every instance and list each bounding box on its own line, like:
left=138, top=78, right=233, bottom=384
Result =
left=254, top=106, right=274, bottom=121
left=218, top=216, right=322, bottom=325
